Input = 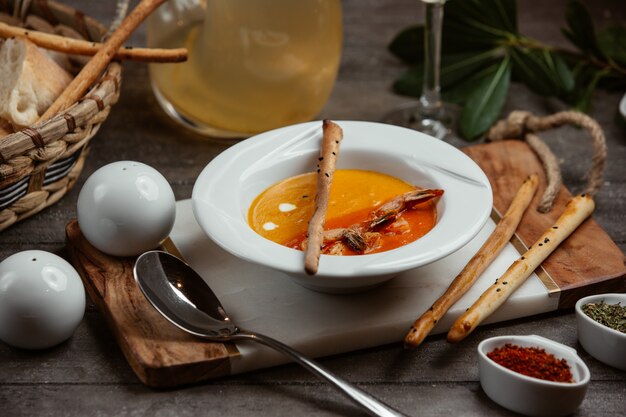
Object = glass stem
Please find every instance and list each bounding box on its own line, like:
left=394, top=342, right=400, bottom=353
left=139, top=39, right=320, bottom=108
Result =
left=420, top=1, right=445, bottom=117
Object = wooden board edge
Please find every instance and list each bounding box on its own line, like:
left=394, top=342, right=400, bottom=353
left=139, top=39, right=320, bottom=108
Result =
left=558, top=273, right=626, bottom=309
left=65, top=220, right=236, bottom=387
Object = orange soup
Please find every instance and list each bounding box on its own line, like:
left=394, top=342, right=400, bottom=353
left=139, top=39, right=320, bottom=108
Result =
left=248, top=169, right=439, bottom=255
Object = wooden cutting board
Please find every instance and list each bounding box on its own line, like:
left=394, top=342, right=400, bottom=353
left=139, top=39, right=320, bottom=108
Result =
left=65, top=140, right=625, bottom=387
left=464, top=141, right=625, bottom=306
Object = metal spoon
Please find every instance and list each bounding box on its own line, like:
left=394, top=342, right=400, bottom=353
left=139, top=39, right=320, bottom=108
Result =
left=134, top=250, right=407, bottom=417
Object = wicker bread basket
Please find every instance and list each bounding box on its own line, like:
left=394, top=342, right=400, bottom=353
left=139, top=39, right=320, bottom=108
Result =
left=0, top=0, right=122, bottom=231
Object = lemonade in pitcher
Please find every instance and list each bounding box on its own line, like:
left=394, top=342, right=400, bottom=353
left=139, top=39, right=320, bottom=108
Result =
left=147, top=0, right=343, bottom=138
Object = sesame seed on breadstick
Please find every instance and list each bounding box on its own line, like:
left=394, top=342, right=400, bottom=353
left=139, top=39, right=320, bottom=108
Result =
left=447, top=194, right=595, bottom=342
left=304, top=120, right=343, bottom=275
left=404, top=174, right=539, bottom=348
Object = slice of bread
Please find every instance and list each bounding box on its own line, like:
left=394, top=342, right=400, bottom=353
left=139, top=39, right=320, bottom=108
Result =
left=0, top=37, right=72, bottom=128
left=24, top=16, right=72, bottom=71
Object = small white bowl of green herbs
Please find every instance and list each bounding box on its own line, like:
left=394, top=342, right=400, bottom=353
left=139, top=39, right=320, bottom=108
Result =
left=575, top=293, right=626, bottom=371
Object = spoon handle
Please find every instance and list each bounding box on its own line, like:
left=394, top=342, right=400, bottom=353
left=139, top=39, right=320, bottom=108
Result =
left=234, top=331, right=408, bottom=417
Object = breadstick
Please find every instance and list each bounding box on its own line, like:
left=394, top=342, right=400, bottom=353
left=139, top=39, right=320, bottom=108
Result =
left=404, top=174, right=538, bottom=348
left=38, top=0, right=166, bottom=122
left=0, top=22, right=187, bottom=63
left=447, top=194, right=595, bottom=342
left=304, top=120, right=343, bottom=275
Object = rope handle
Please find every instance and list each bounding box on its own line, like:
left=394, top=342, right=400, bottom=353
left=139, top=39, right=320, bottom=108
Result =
left=485, top=110, right=607, bottom=212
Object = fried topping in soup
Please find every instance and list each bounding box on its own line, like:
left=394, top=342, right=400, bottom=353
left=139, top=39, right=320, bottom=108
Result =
left=248, top=169, right=439, bottom=255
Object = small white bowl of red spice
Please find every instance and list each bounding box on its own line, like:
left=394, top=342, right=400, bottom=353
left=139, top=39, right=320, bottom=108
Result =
left=192, top=120, right=492, bottom=292
left=477, top=334, right=590, bottom=417
left=575, top=293, right=626, bottom=371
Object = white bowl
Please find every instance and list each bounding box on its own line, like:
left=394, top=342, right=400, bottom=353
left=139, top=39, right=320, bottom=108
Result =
left=478, top=335, right=590, bottom=417
left=575, top=293, right=626, bottom=370
left=192, top=121, right=492, bottom=292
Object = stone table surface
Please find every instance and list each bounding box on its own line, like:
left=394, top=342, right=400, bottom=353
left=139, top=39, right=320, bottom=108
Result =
left=1, top=1, right=625, bottom=416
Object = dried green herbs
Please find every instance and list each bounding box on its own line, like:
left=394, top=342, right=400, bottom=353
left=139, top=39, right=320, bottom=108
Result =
left=582, top=301, right=626, bottom=333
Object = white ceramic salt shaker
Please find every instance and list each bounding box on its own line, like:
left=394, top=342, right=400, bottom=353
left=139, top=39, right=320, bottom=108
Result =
left=77, top=161, right=176, bottom=257
left=0, top=250, right=86, bottom=349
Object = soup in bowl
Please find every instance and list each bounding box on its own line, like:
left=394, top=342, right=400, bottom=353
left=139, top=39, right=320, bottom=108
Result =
left=192, top=121, right=492, bottom=292
left=248, top=169, right=442, bottom=255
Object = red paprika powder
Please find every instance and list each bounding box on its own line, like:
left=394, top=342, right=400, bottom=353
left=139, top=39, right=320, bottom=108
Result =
left=487, top=343, right=574, bottom=383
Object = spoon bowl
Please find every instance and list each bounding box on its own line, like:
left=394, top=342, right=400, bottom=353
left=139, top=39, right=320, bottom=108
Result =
left=134, top=250, right=236, bottom=338
left=133, top=250, right=407, bottom=417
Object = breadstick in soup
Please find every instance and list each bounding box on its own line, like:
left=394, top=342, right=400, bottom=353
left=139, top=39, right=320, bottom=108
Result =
left=447, top=194, right=595, bottom=342
left=304, top=120, right=343, bottom=275
left=404, top=174, right=538, bottom=348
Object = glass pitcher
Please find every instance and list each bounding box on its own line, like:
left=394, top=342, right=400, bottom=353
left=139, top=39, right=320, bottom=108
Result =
left=146, top=0, right=343, bottom=140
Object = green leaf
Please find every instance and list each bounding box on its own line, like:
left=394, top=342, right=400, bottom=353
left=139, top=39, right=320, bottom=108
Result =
left=573, top=70, right=606, bottom=112
left=442, top=50, right=504, bottom=87
left=459, top=56, right=512, bottom=140
left=510, top=47, right=575, bottom=98
left=388, top=25, right=424, bottom=65
left=443, top=64, right=505, bottom=104
left=564, top=64, right=610, bottom=112
left=445, top=0, right=518, bottom=36
left=442, top=19, right=504, bottom=53
left=388, top=1, right=518, bottom=63
left=393, top=50, right=503, bottom=98
left=553, top=52, right=576, bottom=93
left=561, top=0, right=603, bottom=58
left=597, top=24, right=626, bottom=66
left=393, top=64, right=425, bottom=98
